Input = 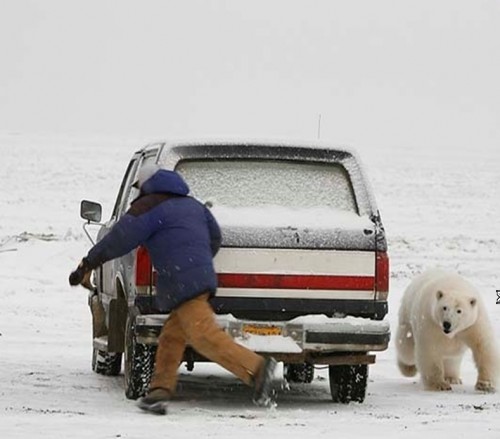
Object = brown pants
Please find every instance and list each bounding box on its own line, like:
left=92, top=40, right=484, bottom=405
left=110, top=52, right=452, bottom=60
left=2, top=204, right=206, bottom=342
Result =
left=149, top=293, right=264, bottom=393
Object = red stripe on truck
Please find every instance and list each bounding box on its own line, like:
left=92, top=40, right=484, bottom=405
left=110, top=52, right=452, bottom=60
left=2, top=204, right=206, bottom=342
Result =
left=217, top=273, right=374, bottom=290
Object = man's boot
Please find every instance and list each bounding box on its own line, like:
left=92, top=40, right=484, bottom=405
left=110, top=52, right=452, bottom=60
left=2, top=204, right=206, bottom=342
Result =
left=138, top=388, right=171, bottom=415
left=253, top=357, right=277, bottom=407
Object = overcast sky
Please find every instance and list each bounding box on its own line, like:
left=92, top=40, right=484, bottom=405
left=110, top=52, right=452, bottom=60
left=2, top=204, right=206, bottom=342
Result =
left=0, top=0, right=499, bottom=150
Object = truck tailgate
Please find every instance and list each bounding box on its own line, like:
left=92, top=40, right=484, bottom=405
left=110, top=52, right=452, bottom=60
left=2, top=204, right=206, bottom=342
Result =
left=215, top=248, right=376, bottom=300
left=210, top=246, right=387, bottom=320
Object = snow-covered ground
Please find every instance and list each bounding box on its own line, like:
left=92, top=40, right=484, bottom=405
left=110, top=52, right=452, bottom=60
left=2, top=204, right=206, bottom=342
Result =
left=0, top=134, right=499, bottom=438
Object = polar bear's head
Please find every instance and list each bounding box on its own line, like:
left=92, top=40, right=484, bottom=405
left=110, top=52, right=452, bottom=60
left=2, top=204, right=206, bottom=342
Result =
left=433, top=290, right=478, bottom=338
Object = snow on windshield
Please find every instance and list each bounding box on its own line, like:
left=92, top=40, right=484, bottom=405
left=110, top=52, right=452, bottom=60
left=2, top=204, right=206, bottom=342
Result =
left=176, top=159, right=358, bottom=212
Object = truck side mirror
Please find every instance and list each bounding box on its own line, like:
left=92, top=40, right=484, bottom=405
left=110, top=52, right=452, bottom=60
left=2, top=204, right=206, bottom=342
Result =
left=80, top=200, right=102, bottom=223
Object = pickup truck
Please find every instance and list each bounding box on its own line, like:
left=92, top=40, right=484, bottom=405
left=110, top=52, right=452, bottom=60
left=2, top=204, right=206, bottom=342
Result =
left=79, top=140, right=390, bottom=403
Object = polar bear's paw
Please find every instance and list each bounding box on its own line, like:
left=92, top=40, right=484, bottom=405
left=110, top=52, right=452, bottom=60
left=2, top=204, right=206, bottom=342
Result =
left=425, top=381, right=452, bottom=391
left=475, top=380, right=496, bottom=393
left=398, top=361, right=417, bottom=377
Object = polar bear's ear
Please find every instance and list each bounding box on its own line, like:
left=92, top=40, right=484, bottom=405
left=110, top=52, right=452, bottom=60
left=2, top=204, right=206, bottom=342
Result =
left=436, top=290, right=444, bottom=300
left=470, top=298, right=477, bottom=306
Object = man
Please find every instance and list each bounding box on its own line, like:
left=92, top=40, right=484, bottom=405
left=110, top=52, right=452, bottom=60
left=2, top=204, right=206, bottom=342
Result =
left=69, top=164, right=277, bottom=414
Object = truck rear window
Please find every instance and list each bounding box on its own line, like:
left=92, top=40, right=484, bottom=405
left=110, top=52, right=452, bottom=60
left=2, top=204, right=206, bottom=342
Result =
left=175, top=159, right=358, bottom=213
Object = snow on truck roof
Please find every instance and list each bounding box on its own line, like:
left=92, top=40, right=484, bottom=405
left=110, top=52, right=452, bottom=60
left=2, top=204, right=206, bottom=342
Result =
left=141, top=138, right=359, bottom=157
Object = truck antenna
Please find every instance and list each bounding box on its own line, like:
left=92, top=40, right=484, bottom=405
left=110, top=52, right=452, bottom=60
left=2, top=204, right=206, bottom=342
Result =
left=317, top=114, right=322, bottom=139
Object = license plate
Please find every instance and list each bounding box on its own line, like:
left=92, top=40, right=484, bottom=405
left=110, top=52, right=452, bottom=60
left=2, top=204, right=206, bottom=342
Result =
left=242, top=324, right=282, bottom=336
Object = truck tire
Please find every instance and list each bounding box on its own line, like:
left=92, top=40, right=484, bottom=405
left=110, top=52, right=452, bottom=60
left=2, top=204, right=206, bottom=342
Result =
left=284, top=363, right=314, bottom=383
left=329, top=364, right=368, bottom=403
left=124, top=316, right=156, bottom=400
left=92, top=349, right=122, bottom=376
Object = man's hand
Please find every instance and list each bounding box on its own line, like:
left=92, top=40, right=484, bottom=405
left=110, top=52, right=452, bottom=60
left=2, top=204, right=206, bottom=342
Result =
left=80, top=270, right=95, bottom=291
left=69, top=258, right=93, bottom=288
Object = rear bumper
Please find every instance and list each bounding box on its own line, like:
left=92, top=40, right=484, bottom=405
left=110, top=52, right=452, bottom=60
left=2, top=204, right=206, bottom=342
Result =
left=134, top=314, right=390, bottom=362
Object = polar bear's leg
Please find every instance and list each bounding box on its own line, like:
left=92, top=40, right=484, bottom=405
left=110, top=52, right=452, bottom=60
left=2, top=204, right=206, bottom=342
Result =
left=396, top=321, right=417, bottom=376
left=443, top=356, right=463, bottom=384
left=415, top=335, right=451, bottom=391
left=467, top=334, right=499, bottom=392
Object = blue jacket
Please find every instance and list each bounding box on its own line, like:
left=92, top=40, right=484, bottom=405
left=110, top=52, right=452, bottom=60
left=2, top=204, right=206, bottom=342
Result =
left=85, top=170, right=221, bottom=312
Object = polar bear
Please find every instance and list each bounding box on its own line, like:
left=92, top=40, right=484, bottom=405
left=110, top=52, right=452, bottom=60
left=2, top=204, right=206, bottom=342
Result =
left=396, top=269, right=499, bottom=392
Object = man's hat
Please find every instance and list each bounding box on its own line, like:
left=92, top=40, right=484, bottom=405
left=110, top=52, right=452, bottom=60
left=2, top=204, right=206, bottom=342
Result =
left=132, top=163, right=161, bottom=189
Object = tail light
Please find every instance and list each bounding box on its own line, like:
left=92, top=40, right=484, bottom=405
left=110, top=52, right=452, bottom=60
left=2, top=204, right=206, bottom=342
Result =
left=135, top=246, right=153, bottom=291
left=375, top=251, right=390, bottom=298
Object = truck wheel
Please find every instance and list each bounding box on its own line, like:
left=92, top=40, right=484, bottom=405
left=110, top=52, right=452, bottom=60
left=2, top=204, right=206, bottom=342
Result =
left=124, top=316, right=156, bottom=400
left=284, top=363, right=314, bottom=383
left=329, top=364, right=368, bottom=403
left=92, top=349, right=122, bottom=376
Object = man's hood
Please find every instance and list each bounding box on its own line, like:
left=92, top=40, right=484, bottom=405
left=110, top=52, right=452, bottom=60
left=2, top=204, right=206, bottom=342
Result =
left=141, top=169, right=190, bottom=196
